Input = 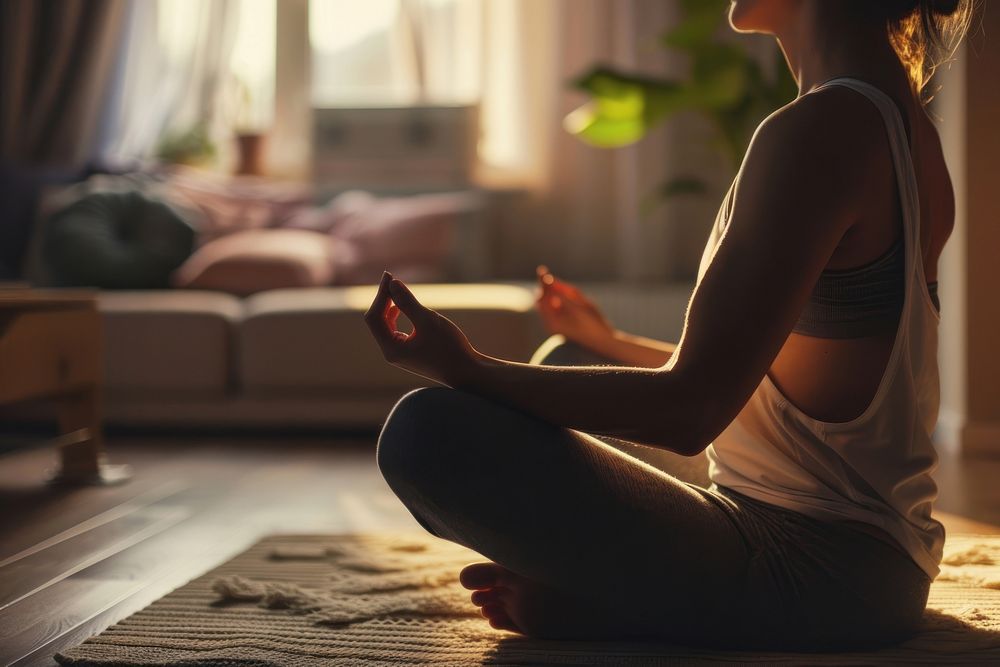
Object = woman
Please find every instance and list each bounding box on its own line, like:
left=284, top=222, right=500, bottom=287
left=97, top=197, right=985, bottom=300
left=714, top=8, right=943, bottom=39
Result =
left=366, top=0, right=974, bottom=650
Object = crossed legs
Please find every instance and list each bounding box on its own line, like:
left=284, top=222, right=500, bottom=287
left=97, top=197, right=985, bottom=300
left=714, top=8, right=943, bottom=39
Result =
left=377, top=384, right=752, bottom=643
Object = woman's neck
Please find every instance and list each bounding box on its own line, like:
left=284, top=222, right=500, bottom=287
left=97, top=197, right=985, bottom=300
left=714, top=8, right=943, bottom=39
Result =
left=773, top=2, right=910, bottom=97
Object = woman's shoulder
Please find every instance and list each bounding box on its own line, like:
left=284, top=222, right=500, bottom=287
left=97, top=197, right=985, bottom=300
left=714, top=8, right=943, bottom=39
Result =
left=759, top=85, right=889, bottom=151
left=744, top=85, right=892, bottom=186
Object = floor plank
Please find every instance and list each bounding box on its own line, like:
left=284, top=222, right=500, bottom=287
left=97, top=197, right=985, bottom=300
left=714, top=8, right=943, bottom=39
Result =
left=0, top=506, right=188, bottom=610
left=3, top=577, right=142, bottom=665
left=935, top=511, right=1000, bottom=535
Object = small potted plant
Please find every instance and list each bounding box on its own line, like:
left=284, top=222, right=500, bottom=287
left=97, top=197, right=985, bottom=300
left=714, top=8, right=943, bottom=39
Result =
left=232, top=77, right=266, bottom=176
left=156, top=123, right=218, bottom=168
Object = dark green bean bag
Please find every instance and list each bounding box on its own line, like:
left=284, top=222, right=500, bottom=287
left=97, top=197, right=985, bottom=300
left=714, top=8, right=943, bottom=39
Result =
left=43, top=191, right=196, bottom=289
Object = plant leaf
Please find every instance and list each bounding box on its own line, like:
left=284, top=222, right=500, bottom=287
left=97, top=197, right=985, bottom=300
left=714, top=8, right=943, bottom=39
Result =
left=568, top=68, right=693, bottom=147
left=566, top=0, right=799, bottom=190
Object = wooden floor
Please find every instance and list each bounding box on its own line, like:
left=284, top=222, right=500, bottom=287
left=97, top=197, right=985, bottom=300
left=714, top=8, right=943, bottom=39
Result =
left=0, top=435, right=419, bottom=667
left=0, top=435, right=998, bottom=666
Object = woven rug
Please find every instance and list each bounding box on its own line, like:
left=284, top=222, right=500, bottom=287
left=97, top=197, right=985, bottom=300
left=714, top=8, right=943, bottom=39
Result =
left=56, top=533, right=1000, bottom=666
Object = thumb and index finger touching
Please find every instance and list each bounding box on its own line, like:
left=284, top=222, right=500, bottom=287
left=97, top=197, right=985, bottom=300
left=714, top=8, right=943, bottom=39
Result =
left=386, top=276, right=430, bottom=324
left=366, top=272, right=429, bottom=345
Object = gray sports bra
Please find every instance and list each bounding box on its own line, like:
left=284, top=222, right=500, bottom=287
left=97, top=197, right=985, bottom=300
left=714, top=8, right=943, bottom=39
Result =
left=791, top=237, right=940, bottom=339
left=714, top=186, right=940, bottom=340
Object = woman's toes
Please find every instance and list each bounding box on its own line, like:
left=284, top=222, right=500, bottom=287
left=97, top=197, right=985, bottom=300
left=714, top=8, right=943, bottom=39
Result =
left=460, top=562, right=506, bottom=590
left=488, top=612, right=519, bottom=632
left=480, top=603, right=507, bottom=620
left=471, top=588, right=500, bottom=607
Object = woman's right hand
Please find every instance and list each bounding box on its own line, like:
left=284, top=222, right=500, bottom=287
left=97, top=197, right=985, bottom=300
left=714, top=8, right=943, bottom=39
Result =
left=535, top=265, right=616, bottom=350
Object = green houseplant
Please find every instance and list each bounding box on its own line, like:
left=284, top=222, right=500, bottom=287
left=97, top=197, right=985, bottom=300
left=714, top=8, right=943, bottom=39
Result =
left=565, top=0, right=797, bottom=200
left=156, top=123, right=217, bottom=167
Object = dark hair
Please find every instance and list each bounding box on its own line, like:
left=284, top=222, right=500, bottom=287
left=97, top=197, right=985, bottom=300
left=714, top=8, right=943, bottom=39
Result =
left=882, top=0, right=976, bottom=102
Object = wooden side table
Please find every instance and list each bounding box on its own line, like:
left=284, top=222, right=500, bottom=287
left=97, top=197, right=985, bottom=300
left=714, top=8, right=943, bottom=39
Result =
left=0, top=288, right=130, bottom=484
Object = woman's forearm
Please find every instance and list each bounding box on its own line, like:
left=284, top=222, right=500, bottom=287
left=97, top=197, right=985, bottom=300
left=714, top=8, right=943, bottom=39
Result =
left=587, top=330, right=677, bottom=368
left=450, top=351, right=708, bottom=455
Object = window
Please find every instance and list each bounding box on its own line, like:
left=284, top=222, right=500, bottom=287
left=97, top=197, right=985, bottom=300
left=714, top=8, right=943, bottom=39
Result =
left=152, top=0, right=276, bottom=132
left=309, top=0, right=482, bottom=106
left=229, top=0, right=277, bottom=130
left=310, top=0, right=405, bottom=104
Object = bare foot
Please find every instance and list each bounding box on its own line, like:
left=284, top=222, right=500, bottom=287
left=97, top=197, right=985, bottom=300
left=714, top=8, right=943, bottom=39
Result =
left=459, top=561, right=643, bottom=640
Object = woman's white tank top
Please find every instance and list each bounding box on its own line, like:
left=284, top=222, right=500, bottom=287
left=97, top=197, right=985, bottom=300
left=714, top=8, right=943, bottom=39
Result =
left=701, top=78, right=945, bottom=579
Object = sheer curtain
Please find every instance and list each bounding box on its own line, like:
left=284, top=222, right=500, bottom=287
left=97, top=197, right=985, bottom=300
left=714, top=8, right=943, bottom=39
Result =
left=462, top=0, right=722, bottom=281
left=101, top=0, right=244, bottom=165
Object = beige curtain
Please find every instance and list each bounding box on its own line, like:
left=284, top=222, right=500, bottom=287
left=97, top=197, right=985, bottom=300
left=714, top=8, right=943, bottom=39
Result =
left=0, top=0, right=127, bottom=167
left=467, top=0, right=732, bottom=282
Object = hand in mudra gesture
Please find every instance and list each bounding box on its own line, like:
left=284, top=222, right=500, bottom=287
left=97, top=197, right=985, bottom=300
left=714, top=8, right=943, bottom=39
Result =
left=364, top=272, right=479, bottom=386
left=535, top=265, right=615, bottom=348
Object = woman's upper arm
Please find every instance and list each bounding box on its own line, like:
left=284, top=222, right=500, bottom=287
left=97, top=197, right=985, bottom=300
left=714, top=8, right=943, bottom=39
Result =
left=663, top=90, right=886, bottom=448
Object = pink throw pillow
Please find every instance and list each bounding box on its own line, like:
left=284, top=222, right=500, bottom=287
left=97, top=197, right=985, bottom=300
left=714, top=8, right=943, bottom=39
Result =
left=172, top=229, right=338, bottom=295
left=282, top=190, right=377, bottom=233
left=331, top=192, right=479, bottom=285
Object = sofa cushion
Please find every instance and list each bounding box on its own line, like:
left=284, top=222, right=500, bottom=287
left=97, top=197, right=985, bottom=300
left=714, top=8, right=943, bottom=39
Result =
left=330, top=192, right=479, bottom=285
left=99, top=291, right=242, bottom=394
left=284, top=191, right=480, bottom=285
left=171, top=229, right=338, bottom=296
left=240, top=284, right=541, bottom=393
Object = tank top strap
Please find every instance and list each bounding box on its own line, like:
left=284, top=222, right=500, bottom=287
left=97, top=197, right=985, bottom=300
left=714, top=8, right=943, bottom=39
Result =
left=811, top=76, right=925, bottom=305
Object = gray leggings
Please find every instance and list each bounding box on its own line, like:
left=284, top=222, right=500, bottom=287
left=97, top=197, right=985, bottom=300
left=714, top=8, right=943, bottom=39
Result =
left=377, top=337, right=931, bottom=650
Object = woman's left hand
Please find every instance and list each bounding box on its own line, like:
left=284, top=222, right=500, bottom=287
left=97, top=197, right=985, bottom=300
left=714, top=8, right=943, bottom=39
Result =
left=364, top=272, right=480, bottom=387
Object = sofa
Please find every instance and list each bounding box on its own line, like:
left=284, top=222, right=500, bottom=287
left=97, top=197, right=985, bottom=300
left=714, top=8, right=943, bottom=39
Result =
left=8, top=170, right=550, bottom=429
left=97, top=283, right=544, bottom=429
left=17, top=170, right=695, bottom=432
